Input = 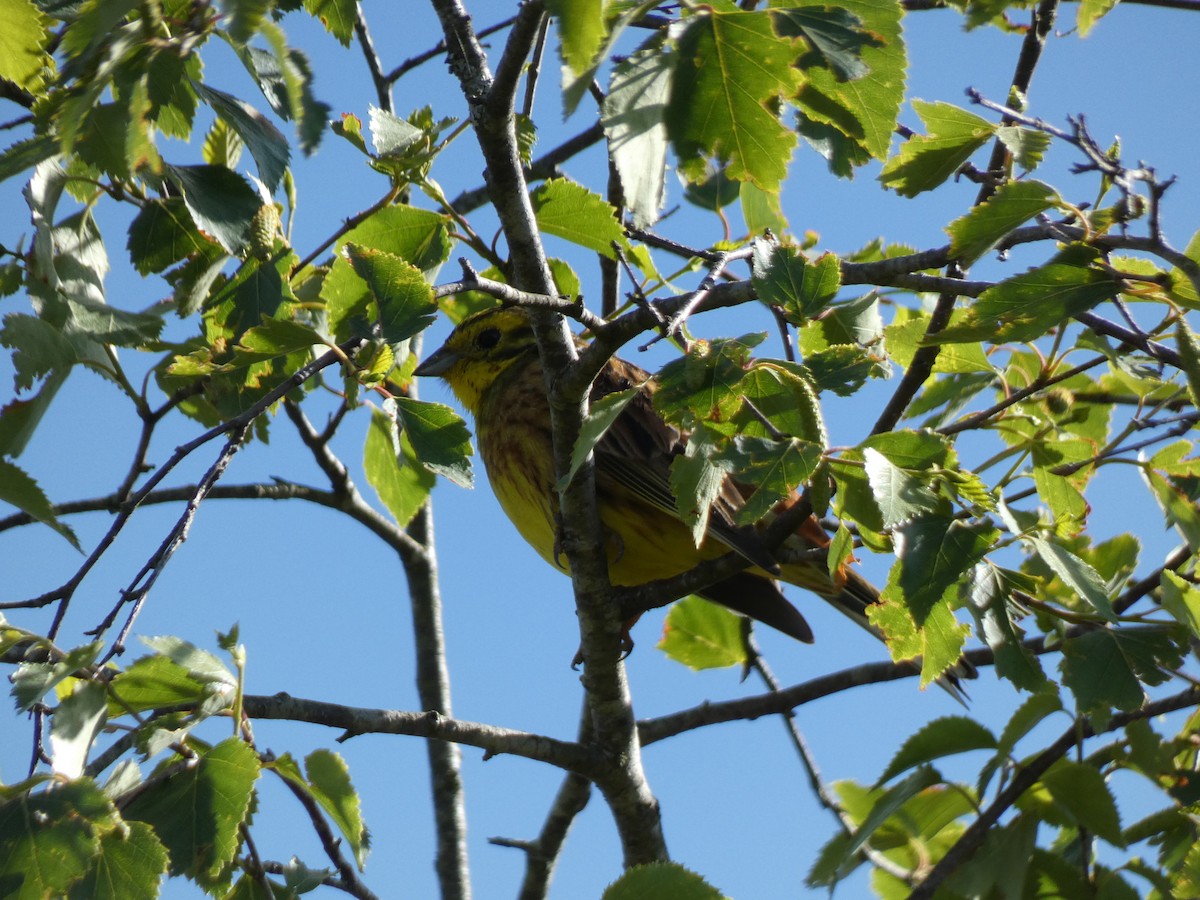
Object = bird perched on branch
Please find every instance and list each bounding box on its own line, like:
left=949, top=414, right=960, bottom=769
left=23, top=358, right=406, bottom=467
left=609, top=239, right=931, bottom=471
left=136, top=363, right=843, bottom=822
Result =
left=415, top=305, right=969, bottom=697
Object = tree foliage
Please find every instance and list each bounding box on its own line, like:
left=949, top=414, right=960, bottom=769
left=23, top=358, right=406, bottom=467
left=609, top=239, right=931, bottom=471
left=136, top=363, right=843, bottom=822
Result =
left=2, top=0, right=1200, bottom=897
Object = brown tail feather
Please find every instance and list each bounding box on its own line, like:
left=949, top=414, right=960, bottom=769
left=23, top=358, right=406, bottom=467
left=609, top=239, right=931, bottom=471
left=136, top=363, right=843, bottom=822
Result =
left=699, top=572, right=814, bottom=644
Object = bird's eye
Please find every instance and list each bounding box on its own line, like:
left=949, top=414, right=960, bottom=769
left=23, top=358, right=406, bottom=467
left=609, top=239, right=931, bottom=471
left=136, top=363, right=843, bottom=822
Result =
left=475, top=327, right=501, bottom=350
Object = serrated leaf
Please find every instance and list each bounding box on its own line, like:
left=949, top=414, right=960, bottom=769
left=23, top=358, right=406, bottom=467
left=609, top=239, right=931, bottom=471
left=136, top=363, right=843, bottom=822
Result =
left=166, top=164, right=262, bottom=255
left=947, top=180, right=1057, bottom=266
left=670, top=430, right=732, bottom=546
left=67, top=819, right=169, bottom=900
left=139, top=635, right=236, bottom=686
left=0, top=0, right=49, bottom=91
left=547, top=0, right=605, bottom=76
left=965, top=564, right=1048, bottom=692
left=50, top=682, right=107, bottom=779
left=304, top=750, right=368, bottom=868
left=1029, top=537, right=1116, bottom=620
left=738, top=361, right=827, bottom=446
left=0, top=778, right=116, bottom=899
left=335, top=205, right=453, bottom=279
left=343, top=244, right=436, bottom=343
left=667, top=8, right=799, bottom=190
left=995, top=125, right=1051, bottom=171
left=223, top=0, right=271, bottom=43
left=879, top=100, right=994, bottom=197
left=863, top=447, right=944, bottom=528
left=367, top=105, right=424, bottom=158
left=720, top=434, right=822, bottom=524
left=395, top=397, right=474, bottom=488
left=657, top=595, right=747, bottom=670
left=769, top=5, right=881, bottom=81
left=237, top=35, right=331, bottom=155
left=303, top=0, right=355, bottom=46
left=364, top=408, right=434, bottom=528
left=1060, top=629, right=1145, bottom=714
left=12, top=641, right=103, bottom=711
left=1160, top=570, right=1200, bottom=639
left=1040, top=760, right=1124, bottom=844
left=877, top=716, right=997, bottom=785
left=127, top=199, right=214, bottom=276
left=890, top=516, right=997, bottom=624
left=122, top=737, right=260, bottom=888
left=531, top=178, right=626, bottom=259
left=105, top=654, right=217, bottom=716
left=1077, top=0, right=1119, bottom=35
left=1143, top=468, right=1200, bottom=552
left=932, top=244, right=1120, bottom=345
left=603, top=45, right=672, bottom=228
left=751, top=243, right=840, bottom=322
left=194, top=82, right=289, bottom=193
left=603, top=861, right=726, bottom=900
left=558, top=387, right=641, bottom=492
left=236, top=318, right=323, bottom=360
left=794, top=0, right=905, bottom=172
left=841, top=767, right=942, bottom=864
left=0, top=456, right=80, bottom=549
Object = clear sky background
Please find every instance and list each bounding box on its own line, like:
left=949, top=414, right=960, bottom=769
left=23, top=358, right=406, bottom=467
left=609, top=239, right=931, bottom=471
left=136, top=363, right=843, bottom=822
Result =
left=3, top=2, right=1200, bottom=897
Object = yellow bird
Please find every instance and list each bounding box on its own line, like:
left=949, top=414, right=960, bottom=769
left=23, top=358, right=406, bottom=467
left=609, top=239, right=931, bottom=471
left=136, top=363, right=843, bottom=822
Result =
left=415, top=306, right=968, bottom=694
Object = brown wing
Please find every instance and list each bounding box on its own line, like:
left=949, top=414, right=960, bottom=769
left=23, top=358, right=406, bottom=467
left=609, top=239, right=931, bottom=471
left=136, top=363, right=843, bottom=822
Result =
left=589, top=356, right=781, bottom=574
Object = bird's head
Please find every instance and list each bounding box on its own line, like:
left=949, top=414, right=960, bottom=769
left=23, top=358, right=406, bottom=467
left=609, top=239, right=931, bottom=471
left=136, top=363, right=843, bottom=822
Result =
left=414, top=306, right=540, bottom=413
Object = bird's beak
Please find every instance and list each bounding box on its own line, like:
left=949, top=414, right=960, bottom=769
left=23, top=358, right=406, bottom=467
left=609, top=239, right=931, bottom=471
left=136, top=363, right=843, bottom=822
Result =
left=413, top=344, right=458, bottom=378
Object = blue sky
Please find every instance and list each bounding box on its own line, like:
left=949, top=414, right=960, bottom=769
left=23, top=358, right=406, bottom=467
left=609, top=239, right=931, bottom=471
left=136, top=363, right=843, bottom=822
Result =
left=3, top=2, right=1200, bottom=897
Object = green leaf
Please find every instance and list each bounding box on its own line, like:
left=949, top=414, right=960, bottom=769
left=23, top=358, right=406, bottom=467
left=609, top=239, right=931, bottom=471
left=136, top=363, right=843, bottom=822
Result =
left=223, top=0, right=271, bottom=43
left=202, top=117, right=244, bottom=169
left=531, top=178, right=626, bottom=259
left=236, top=318, right=323, bottom=361
left=842, top=767, right=942, bottom=863
left=343, top=244, right=436, bottom=344
left=657, top=595, right=747, bottom=670
left=862, top=447, right=944, bottom=528
left=0, top=778, right=117, bottom=899
left=11, top=641, right=103, bottom=711
left=395, top=397, right=474, bottom=488
left=237, top=35, right=331, bottom=155
left=106, top=654, right=222, bottom=716
left=126, top=199, right=214, bottom=276
left=879, top=100, right=994, bottom=197
left=654, top=334, right=763, bottom=430
left=603, top=45, right=672, bottom=228
left=1160, top=570, right=1200, bottom=639
left=1, top=313, right=76, bottom=391
left=1060, top=629, right=1145, bottom=714
left=737, top=361, right=827, bottom=445
left=603, top=861, right=726, bottom=900
left=138, top=635, right=236, bottom=687
left=303, top=0, right=355, bottom=46
left=205, top=255, right=289, bottom=337
left=670, top=430, right=734, bottom=546
left=0, top=135, right=58, bottom=186
left=304, top=750, right=369, bottom=868
left=1143, top=468, right=1200, bottom=552
left=364, top=408, right=434, bottom=528
left=877, top=716, right=997, bottom=785
left=667, top=8, right=799, bottom=191
left=751, top=243, right=840, bottom=322
left=123, top=738, right=260, bottom=889
left=547, top=0, right=605, bottom=76
left=1176, top=319, right=1200, bottom=409
left=0, top=0, right=49, bottom=91
left=1028, top=537, right=1117, bottom=620
left=0, top=456, right=80, bottom=549
left=336, top=205, right=453, bottom=278
left=194, top=82, right=290, bottom=193
left=965, top=564, right=1048, bottom=692
left=1077, top=0, right=1119, bottom=36
left=67, top=820, right=169, bottom=900
left=1040, top=760, right=1124, bottom=845
left=995, top=125, right=1051, bottom=171
left=888, top=516, right=998, bottom=624
left=50, top=682, right=107, bottom=779
left=947, top=180, right=1058, bottom=266
left=793, top=0, right=905, bottom=169
left=559, top=387, right=641, bottom=492
left=769, top=6, right=881, bottom=81
left=932, top=244, right=1120, bottom=344
left=720, top=435, right=823, bottom=524
left=166, top=164, right=263, bottom=255
left=885, top=310, right=993, bottom=375
left=800, top=292, right=883, bottom=350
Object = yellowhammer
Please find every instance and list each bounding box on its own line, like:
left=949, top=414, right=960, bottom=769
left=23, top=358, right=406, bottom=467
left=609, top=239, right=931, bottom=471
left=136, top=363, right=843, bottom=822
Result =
left=415, top=305, right=964, bottom=691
